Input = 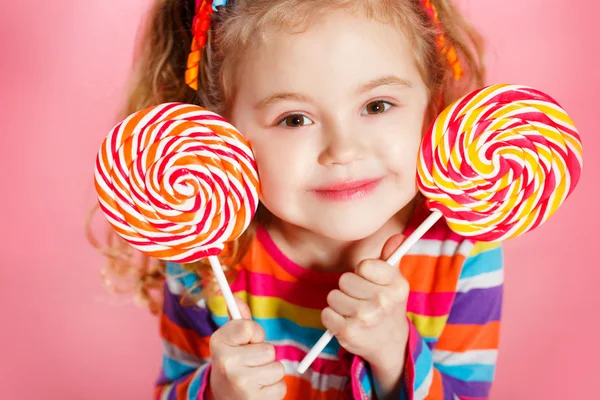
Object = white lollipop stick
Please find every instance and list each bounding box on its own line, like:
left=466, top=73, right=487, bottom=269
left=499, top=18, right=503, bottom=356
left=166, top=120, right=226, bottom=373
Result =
left=208, top=256, right=242, bottom=320
left=384, top=211, right=443, bottom=266
left=296, top=211, right=443, bottom=374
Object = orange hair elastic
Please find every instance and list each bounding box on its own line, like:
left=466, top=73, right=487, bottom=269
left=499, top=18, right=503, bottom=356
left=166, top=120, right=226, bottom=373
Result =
left=185, top=0, right=215, bottom=90
left=421, top=0, right=463, bottom=80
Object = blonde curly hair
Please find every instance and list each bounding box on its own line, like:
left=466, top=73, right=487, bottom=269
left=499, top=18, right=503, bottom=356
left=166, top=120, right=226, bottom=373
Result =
left=87, top=0, right=486, bottom=314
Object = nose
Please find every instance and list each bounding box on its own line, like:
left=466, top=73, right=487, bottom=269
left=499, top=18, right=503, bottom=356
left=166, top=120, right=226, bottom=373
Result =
left=318, top=119, right=366, bottom=167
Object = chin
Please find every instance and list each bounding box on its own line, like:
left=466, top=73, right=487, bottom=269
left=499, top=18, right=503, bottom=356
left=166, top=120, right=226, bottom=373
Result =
left=307, top=209, right=396, bottom=241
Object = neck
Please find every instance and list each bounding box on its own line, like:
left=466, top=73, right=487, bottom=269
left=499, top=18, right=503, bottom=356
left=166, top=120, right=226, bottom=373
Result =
left=263, top=197, right=417, bottom=273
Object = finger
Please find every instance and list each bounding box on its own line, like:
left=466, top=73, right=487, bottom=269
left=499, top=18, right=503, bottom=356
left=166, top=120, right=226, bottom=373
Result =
left=250, top=361, right=286, bottom=387
left=338, top=272, right=381, bottom=300
left=321, top=307, right=346, bottom=336
left=228, top=298, right=266, bottom=344
left=227, top=296, right=252, bottom=320
left=327, top=289, right=361, bottom=317
left=259, top=379, right=287, bottom=399
left=354, top=259, right=397, bottom=286
left=235, top=343, right=277, bottom=367
left=248, top=321, right=267, bottom=344
left=216, top=320, right=265, bottom=347
left=381, top=234, right=406, bottom=263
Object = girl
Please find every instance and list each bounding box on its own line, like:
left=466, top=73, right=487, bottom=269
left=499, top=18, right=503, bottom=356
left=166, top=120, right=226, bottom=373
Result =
left=92, top=0, right=503, bottom=398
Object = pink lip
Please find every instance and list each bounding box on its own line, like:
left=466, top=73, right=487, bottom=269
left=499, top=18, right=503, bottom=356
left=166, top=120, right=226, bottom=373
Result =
left=311, top=178, right=384, bottom=201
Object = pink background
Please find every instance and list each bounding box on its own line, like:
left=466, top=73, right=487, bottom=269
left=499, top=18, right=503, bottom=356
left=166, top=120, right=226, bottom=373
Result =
left=1, top=0, right=598, bottom=398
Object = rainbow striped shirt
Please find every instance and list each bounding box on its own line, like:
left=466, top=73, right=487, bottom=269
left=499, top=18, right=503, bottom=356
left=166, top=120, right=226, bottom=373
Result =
left=154, top=206, right=503, bottom=399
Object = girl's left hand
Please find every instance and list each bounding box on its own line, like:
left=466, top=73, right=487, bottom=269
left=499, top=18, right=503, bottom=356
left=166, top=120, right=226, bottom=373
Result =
left=321, top=234, right=410, bottom=370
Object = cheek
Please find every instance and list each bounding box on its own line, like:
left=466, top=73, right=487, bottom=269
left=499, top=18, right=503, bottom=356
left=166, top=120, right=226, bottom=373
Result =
left=374, top=106, right=427, bottom=174
left=251, top=136, right=311, bottom=203
left=378, top=131, right=422, bottom=175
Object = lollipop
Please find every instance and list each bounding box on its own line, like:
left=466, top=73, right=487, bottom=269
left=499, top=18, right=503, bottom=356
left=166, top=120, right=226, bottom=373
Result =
left=297, top=84, right=583, bottom=373
left=94, top=102, right=259, bottom=319
left=417, top=83, right=583, bottom=241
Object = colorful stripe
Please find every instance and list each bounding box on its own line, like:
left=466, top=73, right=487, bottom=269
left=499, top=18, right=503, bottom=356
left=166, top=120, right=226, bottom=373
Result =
left=155, top=215, right=503, bottom=400
left=400, top=243, right=503, bottom=399
left=447, top=288, right=502, bottom=324
left=211, top=315, right=341, bottom=356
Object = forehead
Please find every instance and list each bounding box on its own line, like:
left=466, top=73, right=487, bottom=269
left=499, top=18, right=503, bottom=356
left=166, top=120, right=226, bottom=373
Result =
left=234, top=9, right=424, bottom=100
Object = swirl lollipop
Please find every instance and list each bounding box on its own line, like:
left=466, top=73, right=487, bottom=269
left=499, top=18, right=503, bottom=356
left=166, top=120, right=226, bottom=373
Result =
left=297, top=84, right=584, bottom=373
left=94, top=102, right=259, bottom=319
left=416, top=84, right=582, bottom=241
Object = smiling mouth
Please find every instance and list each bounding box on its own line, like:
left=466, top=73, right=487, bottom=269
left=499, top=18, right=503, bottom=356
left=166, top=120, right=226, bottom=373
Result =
left=311, top=177, right=384, bottom=201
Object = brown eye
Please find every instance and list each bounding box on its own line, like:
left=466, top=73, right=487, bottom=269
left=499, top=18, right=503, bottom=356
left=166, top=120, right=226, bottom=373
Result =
left=363, top=100, right=392, bottom=115
left=278, top=114, right=312, bottom=127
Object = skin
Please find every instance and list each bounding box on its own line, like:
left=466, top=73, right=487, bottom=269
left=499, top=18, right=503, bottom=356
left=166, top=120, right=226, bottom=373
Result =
left=209, top=8, right=431, bottom=399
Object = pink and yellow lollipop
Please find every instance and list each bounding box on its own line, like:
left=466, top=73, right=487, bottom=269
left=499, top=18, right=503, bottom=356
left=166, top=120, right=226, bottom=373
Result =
left=417, top=83, right=582, bottom=242
left=94, top=102, right=259, bottom=318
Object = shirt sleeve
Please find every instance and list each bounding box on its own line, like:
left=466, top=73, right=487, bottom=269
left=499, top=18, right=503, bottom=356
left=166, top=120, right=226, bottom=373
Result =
left=401, top=242, right=503, bottom=399
left=154, top=262, right=219, bottom=400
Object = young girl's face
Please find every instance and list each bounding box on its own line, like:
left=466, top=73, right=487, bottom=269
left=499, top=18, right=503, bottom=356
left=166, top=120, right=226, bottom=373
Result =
left=230, top=10, right=429, bottom=240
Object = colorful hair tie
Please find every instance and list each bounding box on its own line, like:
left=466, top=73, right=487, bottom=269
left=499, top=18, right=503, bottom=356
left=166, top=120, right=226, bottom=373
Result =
left=212, top=0, right=227, bottom=11
left=185, top=0, right=227, bottom=90
left=421, top=0, right=463, bottom=80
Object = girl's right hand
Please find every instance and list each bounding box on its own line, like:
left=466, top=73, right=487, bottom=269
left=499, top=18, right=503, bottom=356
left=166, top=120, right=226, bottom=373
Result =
left=207, top=297, right=287, bottom=400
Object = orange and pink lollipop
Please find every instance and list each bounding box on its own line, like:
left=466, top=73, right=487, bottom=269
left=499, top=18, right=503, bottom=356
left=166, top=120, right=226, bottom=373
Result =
left=94, top=103, right=260, bottom=319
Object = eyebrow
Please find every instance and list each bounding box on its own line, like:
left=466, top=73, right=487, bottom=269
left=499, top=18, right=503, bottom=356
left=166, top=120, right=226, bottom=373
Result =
left=254, top=92, right=313, bottom=110
left=357, top=75, right=413, bottom=95
left=254, top=75, right=412, bottom=110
